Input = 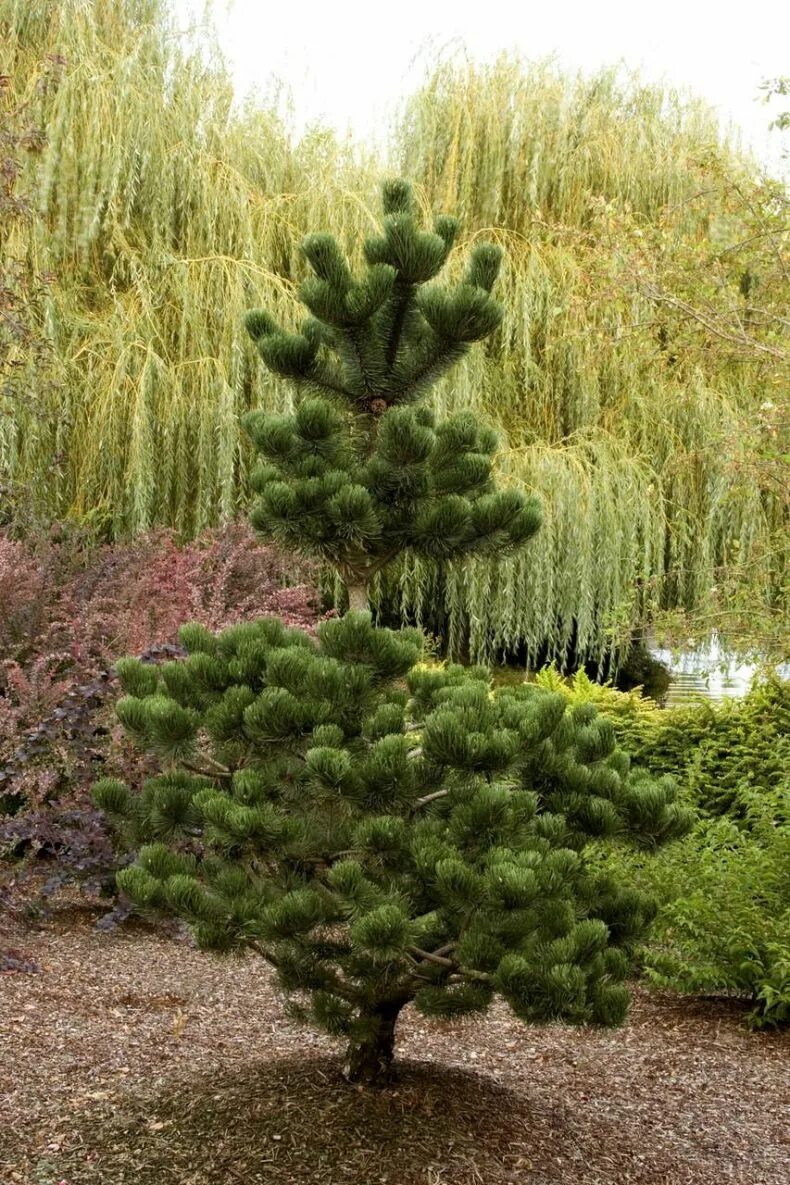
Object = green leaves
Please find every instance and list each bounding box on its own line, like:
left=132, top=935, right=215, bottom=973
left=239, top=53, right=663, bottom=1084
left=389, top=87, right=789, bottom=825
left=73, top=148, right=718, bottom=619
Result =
left=327, top=484, right=383, bottom=543
left=145, top=772, right=204, bottom=837
left=381, top=178, right=414, bottom=216
left=375, top=406, right=434, bottom=467
left=318, top=612, right=422, bottom=678
left=423, top=706, right=518, bottom=771
left=244, top=308, right=279, bottom=341
left=301, top=233, right=352, bottom=288
left=358, top=735, right=415, bottom=809
left=244, top=687, right=306, bottom=743
left=178, top=623, right=217, bottom=656
left=116, top=866, right=165, bottom=911
left=414, top=982, right=493, bottom=1017
left=465, top=243, right=503, bottom=293
left=300, top=232, right=396, bottom=327
left=115, top=657, right=159, bottom=698
left=364, top=213, right=450, bottom=284
left=98, top=610, right=698, bottom=1061
left=257, top=326, right=320, bottom=379
left=92, top=777, right=130, bottom=816
left=306, top=746, right=354, bottom=792
left=261, top=889, right=329, bottom=938
left=116, top=695, right=199, bottom=760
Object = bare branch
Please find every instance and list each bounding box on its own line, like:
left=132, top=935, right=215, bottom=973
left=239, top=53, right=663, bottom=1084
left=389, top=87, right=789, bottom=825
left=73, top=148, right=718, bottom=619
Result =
left=408, top=945, right=456, bottom=969
left=411, top=788, right=449, bottom=811
left=184, top=760, right=232, bottom=781
left=639, top=282, right=787, bottom=360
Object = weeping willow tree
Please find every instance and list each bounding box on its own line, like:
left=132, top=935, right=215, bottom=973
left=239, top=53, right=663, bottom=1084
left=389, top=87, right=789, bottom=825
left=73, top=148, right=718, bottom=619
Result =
left=392, top=58, right=789, bottom=666
left=0, top=0, right=379, bottom=535
left=1, top=1, right=786, bottom=665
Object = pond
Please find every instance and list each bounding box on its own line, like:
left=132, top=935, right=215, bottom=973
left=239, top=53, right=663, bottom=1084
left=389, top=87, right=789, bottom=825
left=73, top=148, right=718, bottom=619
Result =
left=647, top=632, right=790, bottom=707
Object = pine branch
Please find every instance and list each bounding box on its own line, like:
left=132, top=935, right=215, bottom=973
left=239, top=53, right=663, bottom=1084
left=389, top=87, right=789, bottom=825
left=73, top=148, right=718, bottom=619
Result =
left=407, top=947, right=492, bottom=986
left=183, top=759, right=232, bottom=781
left=446, top=970, right=493, bottom=984
left=411, top=788, right=448, bottom=810
left=385, top=283, right=415, bottom=369
left=407, top=945, right=456, bottom=968
left=389, top=338, right=468, bottom=402
left=304, top=364, right=359, bottom=401
left=336, top=325, right=378, bottom=398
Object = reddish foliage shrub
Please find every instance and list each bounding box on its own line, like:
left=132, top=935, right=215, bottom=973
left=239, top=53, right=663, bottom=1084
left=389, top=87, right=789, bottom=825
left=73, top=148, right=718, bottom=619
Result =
left=0, top=537, right=53, bottom=662
left=0, top=522, right=324, bottom=909
left=1, top=521, right=320, bottom=678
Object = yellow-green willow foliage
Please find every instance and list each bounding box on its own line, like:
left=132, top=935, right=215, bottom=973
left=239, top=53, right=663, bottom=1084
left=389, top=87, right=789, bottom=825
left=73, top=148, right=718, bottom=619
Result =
left=1, top=3, right=786, bottom=666
left=1, top=0, right=378, bottom=534
left=392, top=58, right=788, bottom=664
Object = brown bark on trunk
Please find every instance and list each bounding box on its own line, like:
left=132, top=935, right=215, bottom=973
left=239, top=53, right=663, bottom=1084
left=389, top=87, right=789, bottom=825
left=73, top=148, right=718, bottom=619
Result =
left=346, top=582, right=368, bottom=613
left=342, top=998, right=405, bottom=1086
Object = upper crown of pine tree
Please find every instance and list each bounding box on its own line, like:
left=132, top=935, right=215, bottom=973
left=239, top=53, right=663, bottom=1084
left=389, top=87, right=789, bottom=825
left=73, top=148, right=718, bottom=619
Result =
left=243, top=178, right=505, bottom=402
left=241, top=180, right=541, bottom=599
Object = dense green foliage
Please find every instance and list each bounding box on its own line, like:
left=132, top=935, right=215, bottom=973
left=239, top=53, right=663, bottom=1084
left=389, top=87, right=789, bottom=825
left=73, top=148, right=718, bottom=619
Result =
left=615, top=678, right=790, bottom=820
left=242, top=180, right=540, bottom=606
left=93, top=173, right=695, bottom=1084
left=95, top=614, right=691, bottom=1080
left=1, top=0, right=787, bottom=666
left=537, top=671, right=790, bottom=821
left=535, top=671, right=790, bottom=1025
left=629, top=810, right=790, bottom=1027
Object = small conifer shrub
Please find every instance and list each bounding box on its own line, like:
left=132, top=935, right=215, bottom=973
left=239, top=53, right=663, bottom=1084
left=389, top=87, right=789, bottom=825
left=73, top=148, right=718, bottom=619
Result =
left=95, top=182, right=692, bottom=1084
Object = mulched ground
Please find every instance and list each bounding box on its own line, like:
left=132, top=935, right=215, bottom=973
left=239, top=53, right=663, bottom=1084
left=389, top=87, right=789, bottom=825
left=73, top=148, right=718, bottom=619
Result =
left=1, top=904, right=788, bottom=1185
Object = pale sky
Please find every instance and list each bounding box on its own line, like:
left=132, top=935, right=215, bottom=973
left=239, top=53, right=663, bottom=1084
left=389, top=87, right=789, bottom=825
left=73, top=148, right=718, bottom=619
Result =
left=176, top=0, right=788, bottom=173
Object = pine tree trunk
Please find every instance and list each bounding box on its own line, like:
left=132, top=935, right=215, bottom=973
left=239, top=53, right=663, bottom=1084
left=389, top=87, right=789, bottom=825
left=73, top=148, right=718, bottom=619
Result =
left=346, top=582, right=368, bottom=613
left=342, top=999, right=405, bottom=1086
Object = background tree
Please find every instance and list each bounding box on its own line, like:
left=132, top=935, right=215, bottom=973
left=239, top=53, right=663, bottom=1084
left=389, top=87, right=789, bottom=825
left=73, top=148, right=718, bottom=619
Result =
left=0, top=58, right=61, bottom=524
left=3, top=0, right=784, bottom=669
left=95, top=182, right=692, bottom=1086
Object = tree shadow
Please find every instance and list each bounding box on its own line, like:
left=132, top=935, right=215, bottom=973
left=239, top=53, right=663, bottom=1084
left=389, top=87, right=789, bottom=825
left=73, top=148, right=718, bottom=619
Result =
left=61, top=1055, right=557, bottom=1185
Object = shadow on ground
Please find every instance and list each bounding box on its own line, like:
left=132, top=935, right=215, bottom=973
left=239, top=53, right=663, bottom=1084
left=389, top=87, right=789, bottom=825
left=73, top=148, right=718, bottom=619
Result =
left=51, top=1055, right=556, bottom=1185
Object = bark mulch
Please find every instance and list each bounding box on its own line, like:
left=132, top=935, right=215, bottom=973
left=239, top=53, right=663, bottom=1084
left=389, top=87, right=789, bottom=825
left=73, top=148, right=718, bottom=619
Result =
left=1, top=905, right=788, bottom=1185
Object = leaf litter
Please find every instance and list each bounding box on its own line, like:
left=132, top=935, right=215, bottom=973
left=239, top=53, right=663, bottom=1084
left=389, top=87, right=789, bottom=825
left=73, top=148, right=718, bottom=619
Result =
left=1, top=904, right=787, bottom=1185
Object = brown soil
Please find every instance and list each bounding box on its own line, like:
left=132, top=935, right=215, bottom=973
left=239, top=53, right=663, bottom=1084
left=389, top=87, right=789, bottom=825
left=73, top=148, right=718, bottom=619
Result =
left=1, top=905, right=788, bottom=1185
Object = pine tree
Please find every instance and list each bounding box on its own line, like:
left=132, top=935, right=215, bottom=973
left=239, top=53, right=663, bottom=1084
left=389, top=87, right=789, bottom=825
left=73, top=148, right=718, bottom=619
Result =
left=241, top=178, right=541, bottom=610
left=94, top=181, right=693, bottom=1086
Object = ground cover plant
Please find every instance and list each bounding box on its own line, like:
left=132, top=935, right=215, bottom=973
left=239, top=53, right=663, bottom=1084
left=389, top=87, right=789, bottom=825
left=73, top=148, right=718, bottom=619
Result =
left=609, top=681, right=790, bottom=1027
left=94, top=181, right=692, bottom=1085
left=532, top=668, right=790, bottom=820
left=633, top=809, right=790, bottom=1027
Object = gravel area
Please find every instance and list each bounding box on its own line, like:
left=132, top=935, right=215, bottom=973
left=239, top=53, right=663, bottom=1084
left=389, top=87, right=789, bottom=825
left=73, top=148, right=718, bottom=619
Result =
left=1, top=905, right=788, bottom=1185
